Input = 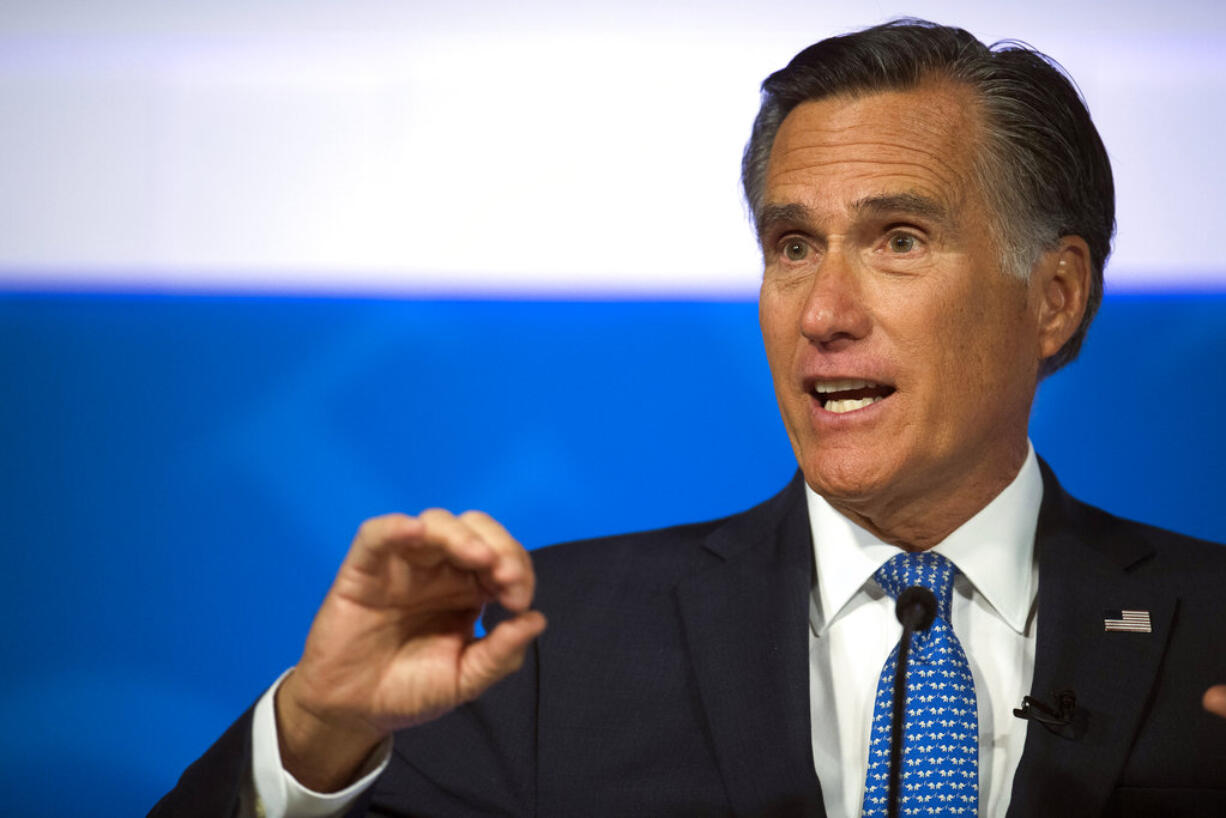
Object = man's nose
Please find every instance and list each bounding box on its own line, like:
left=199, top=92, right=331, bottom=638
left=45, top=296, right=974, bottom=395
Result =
left=798, top=248, right=872, bottom=347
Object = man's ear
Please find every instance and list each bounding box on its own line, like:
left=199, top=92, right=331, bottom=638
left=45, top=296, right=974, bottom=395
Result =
left=1033, top=235, right=1091, bottom=362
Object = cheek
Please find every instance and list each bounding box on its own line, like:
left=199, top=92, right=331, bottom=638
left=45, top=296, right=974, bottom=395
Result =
left=948, top=289, right=1038, bottom=396
left=887, top=286, right=1015, bottom=404
left=758, top=291, right=796, bottom=377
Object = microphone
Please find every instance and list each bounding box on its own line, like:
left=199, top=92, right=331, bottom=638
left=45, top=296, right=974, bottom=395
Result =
left=887, top=586, right=938, bottom=818
left=896, top=586, right=937, bottom=631
left=1013, top=689, right=1082, bottom=739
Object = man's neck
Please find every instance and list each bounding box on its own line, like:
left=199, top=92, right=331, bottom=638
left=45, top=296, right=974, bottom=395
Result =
left=821, top=439, right=1031, bottom=550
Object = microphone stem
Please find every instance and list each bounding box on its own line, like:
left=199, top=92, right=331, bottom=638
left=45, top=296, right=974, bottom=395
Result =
left=888, top=624, right=914, bottom=818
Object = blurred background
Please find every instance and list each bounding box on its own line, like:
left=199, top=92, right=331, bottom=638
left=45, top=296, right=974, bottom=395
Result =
left=1, top=1, right=1224, bottom=814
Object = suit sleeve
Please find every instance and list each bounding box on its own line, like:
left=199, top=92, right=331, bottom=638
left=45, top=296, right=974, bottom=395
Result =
left=147, top=704, right=254, bottom=818
left=149, top=604, right=539, bottom=818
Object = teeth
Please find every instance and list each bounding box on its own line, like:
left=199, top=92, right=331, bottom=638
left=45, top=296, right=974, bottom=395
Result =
left=825, top=396, right=880, bottom=414
left=814, top=378, right=877, bottom=394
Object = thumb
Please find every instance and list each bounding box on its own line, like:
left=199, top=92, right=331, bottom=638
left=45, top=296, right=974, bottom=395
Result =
left=1203, top=685, right=1226, bottom=719
left=457, top=611, right=547, bottom=701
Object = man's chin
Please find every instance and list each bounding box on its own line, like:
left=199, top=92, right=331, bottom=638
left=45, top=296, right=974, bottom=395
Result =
left=799, top=457, right=899, bottom=508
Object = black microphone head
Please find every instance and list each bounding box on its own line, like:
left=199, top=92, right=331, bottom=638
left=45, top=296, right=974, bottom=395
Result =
left=896, top=586, right=938, bottom=631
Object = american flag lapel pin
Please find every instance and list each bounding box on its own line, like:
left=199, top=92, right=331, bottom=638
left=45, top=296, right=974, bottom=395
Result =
left=1103, top=609, right=1152, bottom=633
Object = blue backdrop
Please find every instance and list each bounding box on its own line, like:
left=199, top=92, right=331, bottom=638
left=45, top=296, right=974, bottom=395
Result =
left=1, top=292, right=1223, bottom=815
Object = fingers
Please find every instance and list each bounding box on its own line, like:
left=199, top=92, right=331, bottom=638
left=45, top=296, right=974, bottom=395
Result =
left=457, top=610, right=548, bottom=702
left=457, top=510, right=536, bottom=612
left=299, top=508, right=543, bottom=741
left=344, top=509, right=535, bottom=612
left=345, top=512, right=494, bottom=577
left=415, top=509, right=534, bottom=611
left=1203, top=684, right=1226, bottom=718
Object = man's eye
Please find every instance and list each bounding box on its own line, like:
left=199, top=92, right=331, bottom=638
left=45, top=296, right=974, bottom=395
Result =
left=888, top=233, right=917, bottom=253
left=783, top=239, right=808, bottom=261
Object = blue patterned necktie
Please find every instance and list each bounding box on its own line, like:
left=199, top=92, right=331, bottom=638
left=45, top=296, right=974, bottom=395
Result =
left=861, top=551, right=979, bottom=817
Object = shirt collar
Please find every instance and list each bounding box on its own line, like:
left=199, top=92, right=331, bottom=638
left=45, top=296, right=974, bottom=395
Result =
left=807, top=442, right=1042, bottom=636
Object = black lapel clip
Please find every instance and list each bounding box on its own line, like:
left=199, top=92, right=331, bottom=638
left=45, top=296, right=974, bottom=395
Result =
left=1013, top=689, right=1085, bottom=739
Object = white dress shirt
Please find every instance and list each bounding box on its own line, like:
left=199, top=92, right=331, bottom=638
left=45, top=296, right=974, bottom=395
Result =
left=244, top=669, right=392, bottom=818
left=249, top=444, right=1042, bottom=818
left=807, top=443, right=1042, bottom=818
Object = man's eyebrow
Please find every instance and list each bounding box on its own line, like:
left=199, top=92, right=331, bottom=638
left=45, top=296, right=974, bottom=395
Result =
left=756, top=202, right=813, bottom=238
left=756, top=194, right=952, bottom=239
left=852, top=193, right=950, bottom=224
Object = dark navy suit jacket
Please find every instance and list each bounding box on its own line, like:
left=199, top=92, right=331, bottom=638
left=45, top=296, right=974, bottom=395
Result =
left=151, top=463, right=1226, bottom=817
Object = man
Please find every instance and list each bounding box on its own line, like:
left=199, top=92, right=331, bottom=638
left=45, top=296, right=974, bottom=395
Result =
left=153, top=20, right=1226, bottom=818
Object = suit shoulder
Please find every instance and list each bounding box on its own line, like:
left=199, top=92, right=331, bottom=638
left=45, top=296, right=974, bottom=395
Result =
left=521, top=516, right=726, bottom=620
left=1070, top=494, right=1226, bottom=572
left=530, top=513, right=727, bottom=580
left=528, top=476, right=805, bottom=592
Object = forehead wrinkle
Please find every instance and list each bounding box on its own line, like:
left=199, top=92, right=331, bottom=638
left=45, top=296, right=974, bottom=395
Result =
left=768, top=141, right=967, bottom=192
left=767, top=96, right=978, bottom=197
left=803, top=82, right=980, bottom=139
left=764, top=165, right=963, bottom=226
left=764, top=144, right=971, bottom=230
left=778, top=101, right=970, bottom=153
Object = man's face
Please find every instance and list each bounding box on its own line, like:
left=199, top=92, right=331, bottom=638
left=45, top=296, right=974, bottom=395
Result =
left=757, top=83, right=1049, bottom=540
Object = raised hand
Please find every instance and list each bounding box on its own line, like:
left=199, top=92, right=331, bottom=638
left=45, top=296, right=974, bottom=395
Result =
left=274, top=510, right=547, bottom=791
left=1204, top=685, right=1226, bottom=719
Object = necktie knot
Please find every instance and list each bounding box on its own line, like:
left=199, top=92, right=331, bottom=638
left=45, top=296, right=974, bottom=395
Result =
left=873, top=551, right=957, bottom=623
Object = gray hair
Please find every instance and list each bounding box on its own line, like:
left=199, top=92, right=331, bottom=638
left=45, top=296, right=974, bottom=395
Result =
left=742, top=19, right=1115, bottom=375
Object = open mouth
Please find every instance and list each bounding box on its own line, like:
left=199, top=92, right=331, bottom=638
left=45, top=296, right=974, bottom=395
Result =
left=813, top=378, right=896, bottom=414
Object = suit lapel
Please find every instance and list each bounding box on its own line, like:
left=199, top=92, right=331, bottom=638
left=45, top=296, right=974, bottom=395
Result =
left=675, top=474, right=826, bottom=817
left=1007, top=463, right=1177, bottom=816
